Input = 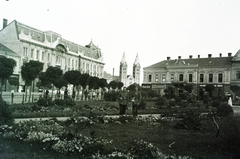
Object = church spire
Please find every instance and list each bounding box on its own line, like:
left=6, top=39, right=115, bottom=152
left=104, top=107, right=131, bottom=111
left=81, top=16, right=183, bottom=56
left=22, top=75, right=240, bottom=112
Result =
left=134, top=53, right=140, bottom=65
left=121, top=51, right=127, bottom=64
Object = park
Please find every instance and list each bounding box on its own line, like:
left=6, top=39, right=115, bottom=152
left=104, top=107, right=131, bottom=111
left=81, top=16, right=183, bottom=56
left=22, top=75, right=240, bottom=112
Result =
left=1, top=56, right=240, bottom=158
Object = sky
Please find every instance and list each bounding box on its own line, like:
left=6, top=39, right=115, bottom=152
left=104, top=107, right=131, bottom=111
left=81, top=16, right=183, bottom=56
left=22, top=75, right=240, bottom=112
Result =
left=1, top=0, right=240, bottom=84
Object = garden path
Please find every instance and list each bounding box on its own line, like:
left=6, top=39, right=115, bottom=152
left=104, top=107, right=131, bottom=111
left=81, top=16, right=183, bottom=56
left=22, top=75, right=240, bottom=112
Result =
left=14, top=105, right=240, bottom=124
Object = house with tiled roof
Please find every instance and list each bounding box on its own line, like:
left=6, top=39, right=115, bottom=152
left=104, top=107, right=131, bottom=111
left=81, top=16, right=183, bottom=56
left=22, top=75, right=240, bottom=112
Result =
left=0, top=19, right=104, bottom=92
left=143, top=52, right=240, bottom=99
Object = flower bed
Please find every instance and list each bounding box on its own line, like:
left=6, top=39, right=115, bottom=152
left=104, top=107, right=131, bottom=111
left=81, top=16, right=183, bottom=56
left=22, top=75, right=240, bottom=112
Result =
left=0, top=116, right=194, bottom=159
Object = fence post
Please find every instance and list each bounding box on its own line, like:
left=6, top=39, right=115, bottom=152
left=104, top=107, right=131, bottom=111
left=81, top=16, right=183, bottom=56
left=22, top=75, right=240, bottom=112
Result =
left=11, top=92, right=14, bottom=105
left=32, top=94, right=34, bottom=103
left=22, top=94, right=25, bottom=104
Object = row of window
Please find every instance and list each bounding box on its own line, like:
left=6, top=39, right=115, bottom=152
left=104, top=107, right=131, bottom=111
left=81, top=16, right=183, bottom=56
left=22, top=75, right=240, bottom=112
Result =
left=148, top=73, right=224, bottom=83
left=23, top=47, right=50, bottom=61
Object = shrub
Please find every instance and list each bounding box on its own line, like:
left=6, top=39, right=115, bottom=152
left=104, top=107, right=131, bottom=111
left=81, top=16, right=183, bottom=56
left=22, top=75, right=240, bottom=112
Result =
left=104, top=91, right=118, bottom=101
left=54, top=99, right=75, bottom=107
left=212, top=100, right=221, bottom=108
left=175, top=96, right=182, bottom=104
left=64, top=99, right=75, bottom=107
left=217, top=103, right=233, bottom=117
left=0, top=98, right=13, bottom=125
left=31, top=104, right=41, bottom=112
left=168, top=99, right=176, bottom=107
left=37, top=97, right=54, bottom=107
left=179, top=100, right=188, bottom=108
left=155, top=96, right=168, bottom=108
left=139, top=99, right=146, bottom=109
left=174, top=109, right=202, bottom=130
left=54, top=99, right=65, bottom=106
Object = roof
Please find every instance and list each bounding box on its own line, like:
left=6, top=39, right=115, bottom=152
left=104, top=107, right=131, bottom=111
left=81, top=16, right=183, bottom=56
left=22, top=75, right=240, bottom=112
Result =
left=0, top=43, right=19, bottom=57
left=144, top=56, right=232, bottom=69
left=14, top=20, right=102, bottom=61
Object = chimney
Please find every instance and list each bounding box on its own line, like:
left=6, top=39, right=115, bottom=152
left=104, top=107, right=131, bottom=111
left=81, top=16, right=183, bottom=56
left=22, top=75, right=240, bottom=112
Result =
left=167, top=57, right=170, bottom=60
left=228, top=52, right=232, bottom=57
left=219, top=53, right=222, bottom=57
left=208, top=54, right=212, bottom=58
left=112, top=68, right=114, bottom=77
left=198, top=55, right=200, bottom=58
left=178, top=56, right=181, bottom=59
left=2, top=19, right=8, bottom=29
left=189, top=55, right=192, bottom=59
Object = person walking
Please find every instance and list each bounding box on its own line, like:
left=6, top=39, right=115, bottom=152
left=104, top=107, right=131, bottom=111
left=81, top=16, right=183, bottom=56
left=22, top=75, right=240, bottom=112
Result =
left=118, top=86, right=129, bottom=115
left=131, top=85, right=142, bottom=118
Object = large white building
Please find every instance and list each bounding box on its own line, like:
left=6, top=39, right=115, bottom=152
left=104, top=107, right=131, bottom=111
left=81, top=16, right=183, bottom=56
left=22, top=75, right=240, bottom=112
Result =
left=0, top=19, right=105, bottom=92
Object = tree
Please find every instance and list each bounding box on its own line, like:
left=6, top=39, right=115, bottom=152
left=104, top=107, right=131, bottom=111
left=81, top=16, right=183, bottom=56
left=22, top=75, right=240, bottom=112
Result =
left=116, top=81, right=124, bottom=89
left=108, top=81, right=118, bottom=89
left=79, top=73, right=90, bottom=89
left=8, top=76, right=19, bottom=90
left=205, top=84, right=215, bottom=97
left=63, top=70, right=81, bottom=99
left=98, top=78, right=107, bottom=89
left=89, top=76, right=99, bottom=89
left=54, top=76, right=68, bottom=98
left=38, top=72, right=52, bottom=93
left=21, top=60, right=43, bottom=102
left=0, top=56, right=16, bottom=97
left=45, top=66, right=63, bottom=97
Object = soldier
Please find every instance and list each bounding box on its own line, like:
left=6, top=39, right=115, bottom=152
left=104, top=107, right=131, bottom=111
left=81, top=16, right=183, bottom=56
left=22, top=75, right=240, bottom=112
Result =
left=131, top=85, right=142, bottom=118
left=118, top=86, right=129, bottom=115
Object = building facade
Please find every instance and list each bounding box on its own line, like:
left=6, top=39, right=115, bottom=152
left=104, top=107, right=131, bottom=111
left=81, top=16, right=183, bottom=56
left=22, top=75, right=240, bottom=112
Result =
left=0, top=19, right=104, bottom=92
left=119, top=52, right=140, bottom=87
left=143, top=52, right=240, bottom=99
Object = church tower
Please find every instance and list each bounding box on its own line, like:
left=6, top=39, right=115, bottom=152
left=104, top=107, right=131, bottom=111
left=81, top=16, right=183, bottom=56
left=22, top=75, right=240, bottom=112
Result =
left=119, top=52, right=128, bottom=86
left=133, top=53, right=141, bottom=84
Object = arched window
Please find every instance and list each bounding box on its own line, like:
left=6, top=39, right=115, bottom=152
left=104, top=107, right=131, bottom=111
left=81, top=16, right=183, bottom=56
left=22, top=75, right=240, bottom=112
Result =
left=148, top=75, right=152, bottom=82
left=162, top=74, right=166, bottom=82
left=155, top=74, right=159, bottom=82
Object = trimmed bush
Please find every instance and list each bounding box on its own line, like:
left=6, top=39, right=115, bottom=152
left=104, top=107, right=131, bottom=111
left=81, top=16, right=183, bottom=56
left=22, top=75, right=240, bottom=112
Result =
left=174, top=109, right=202, bottom=130
left=139, top=99, right=146, bottom=109
left=54, top=99, right=75, bottom=107
left=212, top=100, right=221, bottom=108
left=155, top=96, right=168, bottom=108
left=37, top=97, right=54, bottom=107
left=217, top=103, right=233, bottom=117
left=0, top=98, right=13, bottom=125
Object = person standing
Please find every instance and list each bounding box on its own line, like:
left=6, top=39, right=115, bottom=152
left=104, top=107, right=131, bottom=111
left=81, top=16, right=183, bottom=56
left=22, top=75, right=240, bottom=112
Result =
left=84, top=85, right=89, bottom=101
left=118, top=86, right=129, bottom=115
left=131, top=85, right=142, bottom=118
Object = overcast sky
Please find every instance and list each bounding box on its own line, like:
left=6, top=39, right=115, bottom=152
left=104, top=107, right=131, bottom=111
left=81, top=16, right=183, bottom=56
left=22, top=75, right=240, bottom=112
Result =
left=1, top=0, right=240, bottom=83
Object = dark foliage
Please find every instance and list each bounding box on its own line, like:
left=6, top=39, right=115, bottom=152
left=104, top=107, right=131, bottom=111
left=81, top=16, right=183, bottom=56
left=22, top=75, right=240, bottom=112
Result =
left=174, top=109, right=202, bottom=130
left=54, top=99, right=75, bottom=107
left=155, top=96, right=168, bottom=108
left=37, top=97, right=54, bottom=107
left=216, top=103, right=233, bottom=117
left=0, top=98, right=13, bottom=125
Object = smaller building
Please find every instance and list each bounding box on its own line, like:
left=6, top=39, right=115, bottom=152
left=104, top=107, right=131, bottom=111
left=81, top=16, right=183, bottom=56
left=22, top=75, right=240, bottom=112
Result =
left=142, top=53, right=239, bottom=99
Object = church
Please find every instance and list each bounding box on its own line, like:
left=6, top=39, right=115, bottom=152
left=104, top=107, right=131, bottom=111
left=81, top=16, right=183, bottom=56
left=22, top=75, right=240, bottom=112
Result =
left=119, top=52, right=141, bottom=87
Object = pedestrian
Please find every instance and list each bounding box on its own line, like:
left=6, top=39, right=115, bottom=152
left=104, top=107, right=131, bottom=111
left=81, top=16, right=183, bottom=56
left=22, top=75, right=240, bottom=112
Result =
left=64, top=88, right=68, bottom=99
left=131, top=85, right=142, bottom=118
left=118, top=86, right=129, bottom=115
left=45, top=89, right=49, bottom=97
left=84, top=85, right=89, bottom=101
